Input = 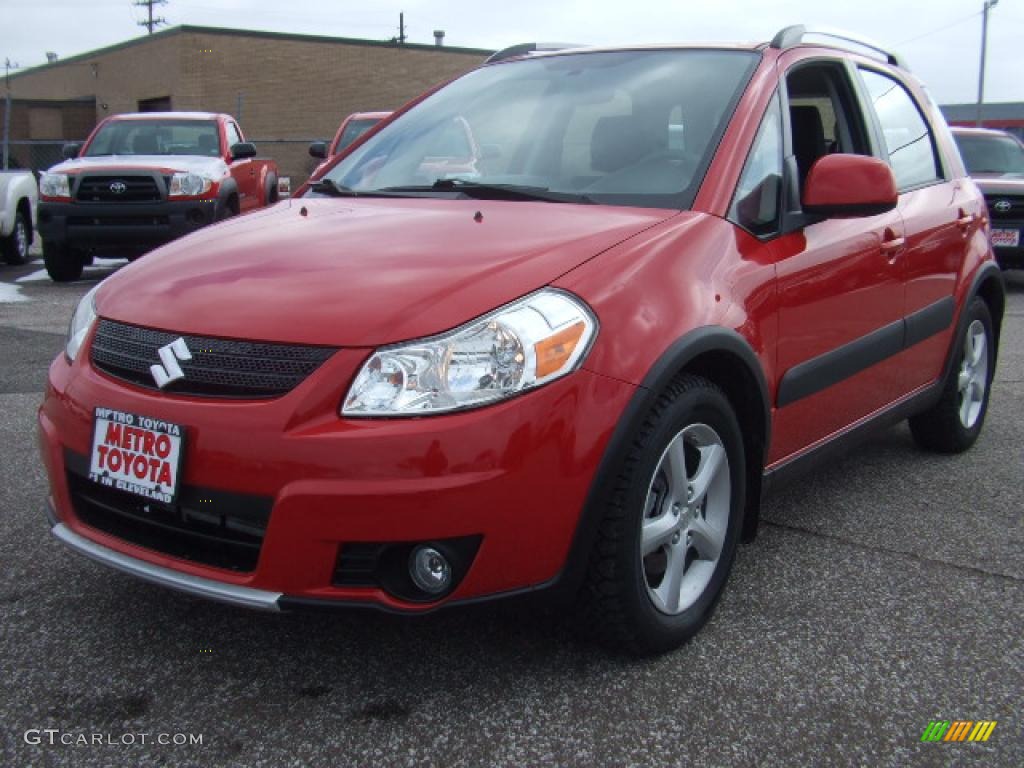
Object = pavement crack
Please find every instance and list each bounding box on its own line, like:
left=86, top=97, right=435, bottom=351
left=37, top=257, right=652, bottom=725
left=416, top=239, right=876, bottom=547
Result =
left=760, top=519, right=1023, bottom=583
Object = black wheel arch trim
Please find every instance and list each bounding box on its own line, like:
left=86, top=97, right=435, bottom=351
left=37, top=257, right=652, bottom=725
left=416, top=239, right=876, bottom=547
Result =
left=217, top=178, right=240, bottom=214
left=549, top=326, right=772, bottom=600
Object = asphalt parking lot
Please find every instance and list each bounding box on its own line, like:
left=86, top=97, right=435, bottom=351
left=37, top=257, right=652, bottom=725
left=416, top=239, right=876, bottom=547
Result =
left=0, top=253, right=1021, bottom=768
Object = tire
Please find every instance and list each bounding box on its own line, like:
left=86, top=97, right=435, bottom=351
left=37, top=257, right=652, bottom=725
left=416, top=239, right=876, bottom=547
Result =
left=580, top=374, right=746, bottom=655
left=43, top=240, right=84, bottom=282
left=265, top=174, right=279, bottom=205
left=909, top=297, right=995, bottom=453
left=217, top=196, right=238, bottom=222
left=2, top=208, right=31, bottom=265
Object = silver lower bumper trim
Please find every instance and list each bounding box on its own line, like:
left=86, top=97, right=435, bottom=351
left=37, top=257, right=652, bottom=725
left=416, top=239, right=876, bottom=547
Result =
left=50, top=515, right=282, bottom=612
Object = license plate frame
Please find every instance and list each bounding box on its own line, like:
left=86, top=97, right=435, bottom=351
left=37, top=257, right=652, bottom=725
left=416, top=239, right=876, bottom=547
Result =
left=87, top=407, right=186, bottom=505
left=990, top=228, right=1020, bottom=248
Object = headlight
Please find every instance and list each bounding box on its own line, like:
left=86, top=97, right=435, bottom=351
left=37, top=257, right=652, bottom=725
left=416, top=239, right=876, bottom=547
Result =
left=343, top=289, right=597, bottom=416
left=40, top=173, right=70, bottom=198
left=65, top=284, right=100, bottom=361
left=168, top=172, right=213, bottom=197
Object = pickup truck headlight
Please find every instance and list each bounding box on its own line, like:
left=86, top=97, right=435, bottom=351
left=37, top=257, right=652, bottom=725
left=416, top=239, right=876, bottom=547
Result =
left=40, top=173, right=70, bottom=199
left=65, top=284, right=100, bottom=361
left=343, top=289, right=597, bottom=416
left=168, top=172, right=213, bottom=197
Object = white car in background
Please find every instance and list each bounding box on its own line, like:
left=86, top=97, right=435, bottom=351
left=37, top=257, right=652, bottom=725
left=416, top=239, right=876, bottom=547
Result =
left=0, top=169, right=38, bottom=265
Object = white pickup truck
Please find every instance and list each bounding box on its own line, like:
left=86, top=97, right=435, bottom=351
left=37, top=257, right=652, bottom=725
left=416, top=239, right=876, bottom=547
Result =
left=0, top=170, right=38, bottom=265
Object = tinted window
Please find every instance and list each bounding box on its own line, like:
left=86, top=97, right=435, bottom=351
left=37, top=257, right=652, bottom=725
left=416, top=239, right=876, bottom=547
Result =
left=323, top=49, right=759, bottom=210
left=336, top=118, right=383, bottom=153
left=859, top=69, right=941, bottom=189
left=730, top=93, right=782, bottom=236
left=84, top=120, right=220, bottom=157
left=955, top=133, right=1024, bottom=175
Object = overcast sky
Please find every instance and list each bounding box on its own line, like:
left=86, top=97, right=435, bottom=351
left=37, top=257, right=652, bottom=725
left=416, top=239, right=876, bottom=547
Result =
left=2, top=0, right=1022, bottom=105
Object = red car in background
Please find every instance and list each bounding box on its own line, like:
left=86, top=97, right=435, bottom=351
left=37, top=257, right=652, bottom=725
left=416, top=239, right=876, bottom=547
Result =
left=308, top=111, right=391, bottom=176
left=40, top=28, right=1004, bottom=654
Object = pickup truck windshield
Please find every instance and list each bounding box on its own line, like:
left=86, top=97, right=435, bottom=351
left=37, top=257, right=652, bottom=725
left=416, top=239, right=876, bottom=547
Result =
left=324, top=49, right=758, bottom=209
left=955, top=133, right=1024, bottom=175
left=84, top=120, right=222, bottom=157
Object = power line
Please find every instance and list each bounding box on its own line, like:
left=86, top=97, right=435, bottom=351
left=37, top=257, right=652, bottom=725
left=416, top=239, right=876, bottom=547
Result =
left=134, top=0, right=167, bottom=35
left=895, top=11, right=981, bottom=46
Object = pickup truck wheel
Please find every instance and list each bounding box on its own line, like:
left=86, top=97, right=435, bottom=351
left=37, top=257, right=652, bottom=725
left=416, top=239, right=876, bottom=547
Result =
left=265, top=174, right=279, bottom=205
left=2, top=209, right=31, bottom=265
left=909, top=298, right=994, bottom=453
left=43, top=241, right=85, bottom=282
left=217, top=196, right=238, bottom=221
left=579, top=375, right=745, bottom=655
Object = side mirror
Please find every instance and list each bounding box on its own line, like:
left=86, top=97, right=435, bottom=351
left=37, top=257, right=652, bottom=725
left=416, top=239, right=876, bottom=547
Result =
left=229, top=142, right=257, bottom=161
left=308, top=141, right=328, bottom=159
left=62, top=142, right=82, bottom=160
left=802, top=154, right=897, bottom=218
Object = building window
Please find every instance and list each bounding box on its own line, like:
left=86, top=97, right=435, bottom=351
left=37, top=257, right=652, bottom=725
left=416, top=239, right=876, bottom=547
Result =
left=138, top=96, right=172, bottom=112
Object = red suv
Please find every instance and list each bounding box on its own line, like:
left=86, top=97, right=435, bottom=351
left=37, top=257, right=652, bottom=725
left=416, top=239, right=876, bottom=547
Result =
left=39, top=27, right=1005, bottom=654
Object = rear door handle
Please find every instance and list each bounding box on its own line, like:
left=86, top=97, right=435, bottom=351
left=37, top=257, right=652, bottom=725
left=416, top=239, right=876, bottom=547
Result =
left=957, top=209, right=975, bottom=231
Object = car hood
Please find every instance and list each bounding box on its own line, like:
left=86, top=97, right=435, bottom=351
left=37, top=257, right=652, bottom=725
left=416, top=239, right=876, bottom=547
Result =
left=47, top=155, right=227, bottom=176
left=97, top=198, right=676, bottom=346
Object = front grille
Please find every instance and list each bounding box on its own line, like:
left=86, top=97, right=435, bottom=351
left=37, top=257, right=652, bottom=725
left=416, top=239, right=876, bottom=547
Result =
left=65, top=452, right=272, bottom=572
left=983, top=194, right=1024, bottom=220
left=90, top=319, right=337, bottom=399
left=69, top=215, right=170, bottom=227
left=76, top=175, right=162, bottom=203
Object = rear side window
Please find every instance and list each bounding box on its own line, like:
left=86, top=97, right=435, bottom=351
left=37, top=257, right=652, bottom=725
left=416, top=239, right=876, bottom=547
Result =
left=729, top=93, right=782, bottom=236
left=859, top=69, right=941, bottom=189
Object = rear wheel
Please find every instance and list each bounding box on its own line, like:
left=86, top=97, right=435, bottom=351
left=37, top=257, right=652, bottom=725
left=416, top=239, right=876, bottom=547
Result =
left=43, top=240, right=84, bottom=282
left=2, top=208, right=31, bottom=265
left=909, top=297, right=994, bottom=453
left=580, top=375, right=745, bottom=655
left=265, top=174, right=279, bottom=205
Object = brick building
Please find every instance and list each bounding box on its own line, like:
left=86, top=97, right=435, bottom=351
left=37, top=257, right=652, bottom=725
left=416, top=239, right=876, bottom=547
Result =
left=3, top=25, right=491, bottom=183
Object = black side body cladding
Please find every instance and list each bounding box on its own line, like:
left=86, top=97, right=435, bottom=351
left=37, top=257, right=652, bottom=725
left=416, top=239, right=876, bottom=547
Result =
left=777, top=296, right=956, bottom=407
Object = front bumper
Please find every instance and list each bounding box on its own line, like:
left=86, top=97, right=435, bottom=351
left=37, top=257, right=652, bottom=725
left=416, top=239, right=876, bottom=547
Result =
left=39, top=342, right=635, bottom=612
left=37, top=199, right=218, bottom=255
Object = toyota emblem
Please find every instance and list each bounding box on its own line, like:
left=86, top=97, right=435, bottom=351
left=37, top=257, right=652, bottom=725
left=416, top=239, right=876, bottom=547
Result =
left=109, top=181, right=128, bottom=194
left=993, top=199, right=1012, bottom=213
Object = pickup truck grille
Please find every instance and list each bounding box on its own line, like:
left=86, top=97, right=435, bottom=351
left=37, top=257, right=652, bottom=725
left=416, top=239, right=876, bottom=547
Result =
left=983, top=193, right=1024, bottom=220
left=90, top=319, right=338, bottom=398
left=76, top=175, right=162, bottom=203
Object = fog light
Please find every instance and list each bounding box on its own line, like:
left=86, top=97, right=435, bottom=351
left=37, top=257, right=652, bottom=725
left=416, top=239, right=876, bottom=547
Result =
left=409, top=546, right=452, bottom=595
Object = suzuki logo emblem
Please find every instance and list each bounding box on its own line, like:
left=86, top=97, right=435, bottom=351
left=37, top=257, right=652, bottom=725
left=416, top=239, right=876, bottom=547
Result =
left=150, top=338, right=192, bottom=388
left=109, top=181, right=128, bottom=194
left=994, top=200, right=1012, bottom=213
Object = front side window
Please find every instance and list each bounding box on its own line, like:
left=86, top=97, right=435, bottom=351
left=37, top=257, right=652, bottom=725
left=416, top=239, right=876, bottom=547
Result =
left=729, top=93, right=782, bottom=236
left=84, top=120, right=220, bottom=157
left=321, top=49, right=759, bottom=209
left=224, top=122, right=242, bottom=150
left=859, top=68, right=941, bottom=189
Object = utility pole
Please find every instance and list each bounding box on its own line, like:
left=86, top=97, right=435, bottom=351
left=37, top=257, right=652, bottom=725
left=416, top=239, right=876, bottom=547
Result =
left=976, top=0, right=999, bottom=126
left=134, top=0, right=167, bottom=35
left=392, top=12, right=406, bottom=44
left=3, top=58, right=19, bottom=170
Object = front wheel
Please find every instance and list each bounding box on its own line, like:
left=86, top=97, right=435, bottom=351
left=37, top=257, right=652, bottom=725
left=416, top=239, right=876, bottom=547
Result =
left=909, top=297, right=995, bottom=453
left=580, top=375, right=746, bottom=655
left=43, top=240, right=84, bottom=282
left=2, top=208, right=31, bottom=265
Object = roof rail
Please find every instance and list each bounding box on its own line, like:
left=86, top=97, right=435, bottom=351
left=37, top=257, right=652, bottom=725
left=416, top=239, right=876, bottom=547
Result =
left=770, top=25, right=909, bottom=71
left=485, top=42, right=583, bottom=64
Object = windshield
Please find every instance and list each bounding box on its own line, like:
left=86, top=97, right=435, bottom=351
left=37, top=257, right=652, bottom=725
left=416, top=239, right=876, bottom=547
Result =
left=955, top=133, right=1024, bottom=175
left=320, top=49, right=758, bottom=209
left=335, top=118, right=383, bottom=154
left=84, top=120, right=222, bottom=157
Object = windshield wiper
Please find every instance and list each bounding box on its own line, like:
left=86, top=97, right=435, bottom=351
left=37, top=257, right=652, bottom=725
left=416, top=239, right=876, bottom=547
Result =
left=378, top=179, right=596, bottom=204
left=309, top=179, right=417, bottom=198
